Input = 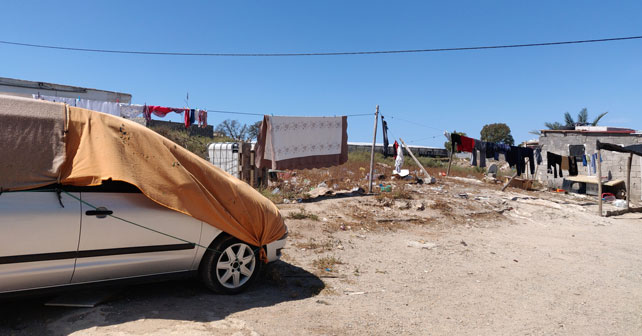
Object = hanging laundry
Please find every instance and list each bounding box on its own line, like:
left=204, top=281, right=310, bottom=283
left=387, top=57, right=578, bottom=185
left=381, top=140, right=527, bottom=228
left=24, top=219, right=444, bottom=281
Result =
left=120, top=104, right=145, bottom=118
left=450, top=133, right=475, bottom=153
left=534, top=147, right=543, bottom=165
left=146, top=106, right=173, bottom=117
left=255, top=115, right=348, bottom=170
left=34, top=94, right=121, bottom=116
left=394, top=142, right=404, bottom=172
left=381, top=115, right=390, bottom=157
left=471, top=141, right=487, bottom=168
left=393, top=140, right=399, bottom=160
left=547, top=152, right=563, bottom=178
left=494, top=143, right=511, bottom=160
left=197, top=109, right=202, bottom=127
left=184, top=109, right=191, bottom=128
left=561, top=156, right=569, bottom=171
left=190, top=109, right=196, bottom=124
left=197, top=110, right=208, bottom=128
left=506, top=146, right=534, bottom=176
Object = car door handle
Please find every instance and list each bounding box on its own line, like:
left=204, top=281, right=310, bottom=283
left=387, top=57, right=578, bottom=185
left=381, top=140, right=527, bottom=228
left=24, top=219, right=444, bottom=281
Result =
left=86, top=207, right=113, bottom=218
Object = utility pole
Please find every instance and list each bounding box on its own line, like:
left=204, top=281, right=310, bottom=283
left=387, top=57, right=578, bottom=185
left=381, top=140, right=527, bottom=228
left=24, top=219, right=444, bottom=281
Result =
left=368, top=105, right=379, bottom=194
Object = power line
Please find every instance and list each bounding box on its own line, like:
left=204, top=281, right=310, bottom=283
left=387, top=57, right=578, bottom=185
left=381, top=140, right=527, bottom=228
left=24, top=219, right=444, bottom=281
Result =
left=388, top=115, right=444, bottom=132
left=206, top=109, right=372, bottom=117
left=207, top=109, right=263, bottom=116
left=1, top=35, right=640, bottom=57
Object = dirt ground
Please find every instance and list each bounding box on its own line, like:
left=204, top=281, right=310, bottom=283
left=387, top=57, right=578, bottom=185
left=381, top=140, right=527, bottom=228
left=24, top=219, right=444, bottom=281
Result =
left=2, top=176, right=642, bottom=335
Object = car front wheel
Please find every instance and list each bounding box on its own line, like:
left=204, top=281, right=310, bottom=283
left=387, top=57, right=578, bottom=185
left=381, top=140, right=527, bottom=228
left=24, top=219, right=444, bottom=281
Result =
left=200, top=235, right=262, bottom=294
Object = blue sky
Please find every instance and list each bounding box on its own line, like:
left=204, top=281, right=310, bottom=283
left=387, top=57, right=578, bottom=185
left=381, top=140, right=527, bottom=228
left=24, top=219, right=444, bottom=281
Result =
left=1, top=1, right=641, bottom=147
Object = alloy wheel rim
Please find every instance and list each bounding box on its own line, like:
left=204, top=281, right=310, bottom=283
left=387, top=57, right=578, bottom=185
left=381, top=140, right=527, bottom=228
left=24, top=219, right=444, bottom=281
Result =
left=216, top=243, right=256, bottom=289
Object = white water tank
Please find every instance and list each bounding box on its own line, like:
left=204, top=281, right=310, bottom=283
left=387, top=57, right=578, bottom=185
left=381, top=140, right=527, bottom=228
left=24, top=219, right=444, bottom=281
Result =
left=207, top=143, right=239, bottom=178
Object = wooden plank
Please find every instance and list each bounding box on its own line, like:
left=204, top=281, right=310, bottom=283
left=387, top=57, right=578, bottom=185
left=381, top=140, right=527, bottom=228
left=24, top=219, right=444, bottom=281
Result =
left=399, top=138, right=432, bottom=181
left=501, top=173, right=519, bottom=192
left=240, top=142, right=251, bottom=184
left=446, top=150, right=454, bottom=176
left=605, top=206, right=642, bottom=217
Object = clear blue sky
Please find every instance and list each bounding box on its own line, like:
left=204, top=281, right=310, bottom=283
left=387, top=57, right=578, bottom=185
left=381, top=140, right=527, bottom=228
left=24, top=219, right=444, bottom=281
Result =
left=2, top=1, right=641, bottom=148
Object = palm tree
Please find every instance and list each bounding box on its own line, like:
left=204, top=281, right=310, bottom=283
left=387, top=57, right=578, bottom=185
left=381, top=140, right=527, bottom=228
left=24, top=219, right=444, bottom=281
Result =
left=531, top=108, right=608, bottom=135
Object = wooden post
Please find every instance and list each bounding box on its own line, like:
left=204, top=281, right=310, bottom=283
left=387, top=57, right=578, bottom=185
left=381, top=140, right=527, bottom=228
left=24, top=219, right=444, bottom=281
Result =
left=240, top=142, right=251, bottom=184
left=367, top=105, right=379, bottom=194
left=399, top=138, right=432, bottom=181
left=446, top=150, right=454, bottom=176
left=627, top=153, right=633, bottom=209
left=501, top=172, right=518, bottom=192
left=597, top=149, right=603, bottom=216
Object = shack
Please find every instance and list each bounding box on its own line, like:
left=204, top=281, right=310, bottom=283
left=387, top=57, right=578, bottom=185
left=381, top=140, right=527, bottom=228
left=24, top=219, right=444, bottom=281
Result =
left=537, top=126, right=642, bottom=200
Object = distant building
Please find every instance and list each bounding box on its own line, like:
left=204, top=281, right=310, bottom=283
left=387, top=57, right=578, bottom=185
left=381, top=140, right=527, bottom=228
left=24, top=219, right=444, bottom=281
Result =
left=537, top=126, right=642, bottom=200
left=0, top=76, right=131, bottom=103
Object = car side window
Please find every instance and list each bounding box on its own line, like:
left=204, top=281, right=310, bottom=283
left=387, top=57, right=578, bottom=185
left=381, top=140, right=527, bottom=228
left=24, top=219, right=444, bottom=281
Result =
left=61, top=180, right=142, bottom=193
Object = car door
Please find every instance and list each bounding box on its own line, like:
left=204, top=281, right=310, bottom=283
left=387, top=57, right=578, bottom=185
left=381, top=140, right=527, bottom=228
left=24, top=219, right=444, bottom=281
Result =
left=0, top=189, right=81, bottom=293
left=71, top=183, right=201, bottom=283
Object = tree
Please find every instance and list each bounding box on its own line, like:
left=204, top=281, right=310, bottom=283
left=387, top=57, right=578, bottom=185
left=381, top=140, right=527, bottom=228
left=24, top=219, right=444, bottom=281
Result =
left=535, top=108, right=608, bottom=133
left=480, top=123, right=514, bottom=145
left=215, top=119, right=249, bottom=141
left=444, top=131, right=467, bottom=152
left=247, top=121, right=262, bottom=141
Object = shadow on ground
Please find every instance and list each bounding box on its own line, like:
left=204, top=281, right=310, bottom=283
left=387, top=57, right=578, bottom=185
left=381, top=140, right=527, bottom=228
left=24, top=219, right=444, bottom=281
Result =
left=0, top=261, right=323, bottom=335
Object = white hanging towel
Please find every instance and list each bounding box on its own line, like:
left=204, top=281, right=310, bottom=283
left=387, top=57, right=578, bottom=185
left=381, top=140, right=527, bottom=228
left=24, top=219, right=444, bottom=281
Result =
left=34, top=94, right=121, bottom=117
left=394, top=143, right=404, bottom=172
left=255, top=115, right=348, bottom=170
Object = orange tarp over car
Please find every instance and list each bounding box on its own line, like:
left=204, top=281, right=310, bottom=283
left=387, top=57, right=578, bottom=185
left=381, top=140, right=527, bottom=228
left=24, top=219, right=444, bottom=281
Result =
left=0, top=95, right=285, bottom=251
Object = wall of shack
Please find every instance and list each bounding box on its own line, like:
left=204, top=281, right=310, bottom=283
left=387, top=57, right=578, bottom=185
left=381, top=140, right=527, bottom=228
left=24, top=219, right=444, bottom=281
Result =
left=537, top=132, right=642, bottom=200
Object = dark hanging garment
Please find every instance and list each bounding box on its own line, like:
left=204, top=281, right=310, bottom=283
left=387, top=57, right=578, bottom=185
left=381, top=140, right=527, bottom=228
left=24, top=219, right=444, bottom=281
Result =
left=547, top=152, right=563, bottom=178
left=494, top=143, right=511, bottom=160
left=381, top=116, right=390, bottom=157
left=471, top=141, right=487, bottom=167
left=505, top=146, right=519, bottom=174
left=393, top=140, right=399, bottom=160
left=450, top=133, right=461, bottom=153
left=523, top=147, right=535, bottom=175
left=485, top=142, right=496, bottom=159
left=506, top=146, right=534, bottom=176
left=535, top=147, right=543, bottom=165
left=190, top=109, right=196, bottom=124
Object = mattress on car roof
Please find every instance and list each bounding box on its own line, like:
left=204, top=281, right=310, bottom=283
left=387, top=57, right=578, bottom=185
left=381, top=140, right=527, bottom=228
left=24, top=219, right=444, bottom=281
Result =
left=0, top=94, right=67, bottom=191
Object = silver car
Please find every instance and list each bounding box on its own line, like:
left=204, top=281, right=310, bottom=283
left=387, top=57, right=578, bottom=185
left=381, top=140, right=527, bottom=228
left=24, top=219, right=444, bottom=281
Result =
left=0, top=181, right=287, bottom=296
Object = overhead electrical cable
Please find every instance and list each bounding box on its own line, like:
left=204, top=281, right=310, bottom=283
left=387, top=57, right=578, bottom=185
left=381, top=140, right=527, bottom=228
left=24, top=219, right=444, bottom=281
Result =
left=0, top=35, right=640, bottom=57
left=206, top=109, right=372, bottom=117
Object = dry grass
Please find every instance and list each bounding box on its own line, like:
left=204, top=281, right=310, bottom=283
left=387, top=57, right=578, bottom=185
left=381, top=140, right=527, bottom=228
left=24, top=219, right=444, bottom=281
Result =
left=295, top=238, right=334, bottom=251
left=312, top=255, right=344, bottom=271
left=287, top=209, right=319, bottom=221
left=430, top=199, right=453, bottom=212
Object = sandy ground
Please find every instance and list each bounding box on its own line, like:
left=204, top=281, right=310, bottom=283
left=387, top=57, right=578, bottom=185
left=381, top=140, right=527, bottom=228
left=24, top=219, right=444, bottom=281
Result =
left=2, top=177, right=642, bottom=335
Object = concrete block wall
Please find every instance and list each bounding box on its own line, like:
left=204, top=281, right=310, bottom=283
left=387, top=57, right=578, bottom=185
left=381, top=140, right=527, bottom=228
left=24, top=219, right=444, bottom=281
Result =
left=537, top=132, right=642, bottom=200
left=146, top=119, right=214, bottom=138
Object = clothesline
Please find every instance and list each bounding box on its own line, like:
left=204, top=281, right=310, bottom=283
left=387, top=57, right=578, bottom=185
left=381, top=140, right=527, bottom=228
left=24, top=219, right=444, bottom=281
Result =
left=449, top=133, right=538, bottom=177
left=545, top=150, right=602, bottom=178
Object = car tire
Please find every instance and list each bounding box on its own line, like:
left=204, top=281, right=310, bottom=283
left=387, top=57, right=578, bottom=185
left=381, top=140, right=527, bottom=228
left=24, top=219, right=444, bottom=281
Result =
left=199, top=235, right=262, bottom=294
